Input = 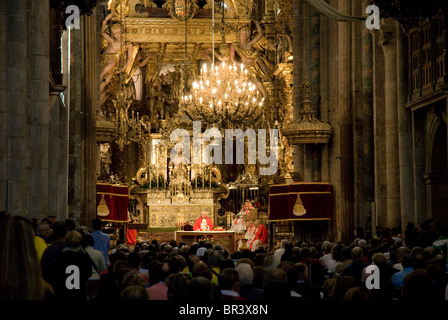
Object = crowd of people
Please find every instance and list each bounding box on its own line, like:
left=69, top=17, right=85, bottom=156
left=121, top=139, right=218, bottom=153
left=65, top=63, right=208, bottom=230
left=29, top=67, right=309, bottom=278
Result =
left=1, top=210, right=448, bottom=301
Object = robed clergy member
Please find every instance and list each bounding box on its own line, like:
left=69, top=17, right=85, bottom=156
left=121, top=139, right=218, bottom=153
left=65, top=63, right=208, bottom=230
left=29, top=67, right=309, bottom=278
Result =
left=193, top=211, right=214, bottom=231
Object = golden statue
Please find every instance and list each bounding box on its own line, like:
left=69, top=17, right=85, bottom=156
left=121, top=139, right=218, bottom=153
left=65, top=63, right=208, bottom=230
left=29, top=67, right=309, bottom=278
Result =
left=100, top=13, right=150, bottom=105
left=230, top=20, right=275, bottom=98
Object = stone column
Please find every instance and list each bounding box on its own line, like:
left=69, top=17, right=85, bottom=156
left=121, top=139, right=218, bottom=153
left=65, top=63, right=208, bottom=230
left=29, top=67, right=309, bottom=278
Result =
left=81, top=12, right=100, bottom=227
left=353, top=0, right=375, bottom=234
left=0, top=0, right=7, bottom=211
left=379, top=19, right=401, bottom=228
left=337, top=0, right=354, bottom=241
left=396, top=20, right=415, bottom=231
left=6, top=0, right=29, bottom=217
left=68, top=25, right=83, bottom=226
left=29, top=0, right=51, bottom=220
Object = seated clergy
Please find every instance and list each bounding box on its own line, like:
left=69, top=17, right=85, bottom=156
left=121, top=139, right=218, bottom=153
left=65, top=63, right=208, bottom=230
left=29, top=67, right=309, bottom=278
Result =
left=231, top=199, right=254, bottom=234
left=193, top=211, right=214, bottom=231
left=247, top=220, right=268, bottom=252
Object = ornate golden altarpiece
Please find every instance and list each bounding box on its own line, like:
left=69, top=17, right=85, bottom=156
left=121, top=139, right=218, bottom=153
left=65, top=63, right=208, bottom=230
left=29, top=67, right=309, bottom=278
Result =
left=96, top=0, right=296, bottom=230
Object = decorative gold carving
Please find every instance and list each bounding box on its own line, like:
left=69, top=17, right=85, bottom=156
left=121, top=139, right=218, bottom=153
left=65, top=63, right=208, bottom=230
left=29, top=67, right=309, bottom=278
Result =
left=108, top=0, right=130, bottom=17
left=167, top=0, right=198, bottom=21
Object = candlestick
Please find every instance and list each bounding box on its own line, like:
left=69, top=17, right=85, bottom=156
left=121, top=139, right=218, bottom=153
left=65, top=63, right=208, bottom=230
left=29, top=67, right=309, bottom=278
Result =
left=149, top=166, right=151, bottom=190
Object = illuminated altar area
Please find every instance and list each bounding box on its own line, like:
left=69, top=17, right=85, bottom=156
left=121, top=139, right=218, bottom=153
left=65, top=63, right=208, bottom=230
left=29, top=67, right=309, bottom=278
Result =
left=145, top=133, right=220, bottom=228
left=94, top=0, right=298, bottom=244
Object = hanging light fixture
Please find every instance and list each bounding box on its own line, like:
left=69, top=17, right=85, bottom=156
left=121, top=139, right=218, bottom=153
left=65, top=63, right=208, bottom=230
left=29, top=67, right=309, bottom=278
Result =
left=179, top=0, right=265, bottom=128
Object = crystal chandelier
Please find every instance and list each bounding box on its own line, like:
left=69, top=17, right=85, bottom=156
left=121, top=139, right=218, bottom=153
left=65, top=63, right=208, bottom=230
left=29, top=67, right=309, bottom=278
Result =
left=179, top=1, right=265, bottom=128
left=180, top=62, right=265, bottom=128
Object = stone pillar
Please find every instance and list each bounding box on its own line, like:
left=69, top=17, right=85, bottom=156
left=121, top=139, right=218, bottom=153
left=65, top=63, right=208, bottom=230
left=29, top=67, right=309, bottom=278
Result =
left=353, top=0, right=375, bottom=234
left=68, top=25, right=83, bottom=226
left=336, top=0, right=354, bottom=241
left=6, top=0, right=29, bottom=217
left=81, top=12, right=100, bottom=227
left=379, top=19, right=401, bottom=228
left=372, top=30, right=387, bottom=229
left=396, top=20, right=415, bottom=231
left=0, top=0, right=7, bottom=211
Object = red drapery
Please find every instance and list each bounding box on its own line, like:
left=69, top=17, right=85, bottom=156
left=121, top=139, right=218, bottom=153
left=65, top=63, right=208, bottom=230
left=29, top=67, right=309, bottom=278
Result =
left=269, top=182, right=332, bottom=221
left=96, top=183, right=129, bottom=222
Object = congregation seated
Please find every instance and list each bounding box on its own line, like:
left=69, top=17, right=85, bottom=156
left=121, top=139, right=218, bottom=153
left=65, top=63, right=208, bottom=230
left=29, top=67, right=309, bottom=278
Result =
left=3, top=210, right=448, bottom=303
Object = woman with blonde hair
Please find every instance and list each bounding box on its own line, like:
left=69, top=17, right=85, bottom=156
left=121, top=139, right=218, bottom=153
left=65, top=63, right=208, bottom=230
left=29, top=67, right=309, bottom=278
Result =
left=0, top=214, right=53, bottom=300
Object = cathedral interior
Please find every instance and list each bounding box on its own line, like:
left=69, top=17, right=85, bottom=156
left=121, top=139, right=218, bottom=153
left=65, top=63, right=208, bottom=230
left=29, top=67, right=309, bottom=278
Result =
left=1, top=0, right=448, bottom=247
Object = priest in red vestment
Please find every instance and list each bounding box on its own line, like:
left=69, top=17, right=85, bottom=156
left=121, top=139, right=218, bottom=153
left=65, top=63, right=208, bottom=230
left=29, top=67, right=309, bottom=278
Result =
left=193, top=211, right=214, bottom=231
left=248, top=219, right=268, bottom=251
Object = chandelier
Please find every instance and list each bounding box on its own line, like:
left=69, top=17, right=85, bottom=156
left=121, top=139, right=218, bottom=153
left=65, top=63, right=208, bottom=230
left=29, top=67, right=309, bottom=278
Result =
left=179, top=1, right=265, bottom=128
left=181, top=62, right=265, bottom=128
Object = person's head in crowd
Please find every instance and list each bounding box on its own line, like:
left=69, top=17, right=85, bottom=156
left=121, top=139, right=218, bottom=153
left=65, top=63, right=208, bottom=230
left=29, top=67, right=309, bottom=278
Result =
left=166, top=272, right=190, bottom=301
left=65, top=218, right=76, bottom=231
left=295, top=263, right=309, bottom=282
left=340, top=246, right=352, bottom=260
left=371, top=252, right=387, bottom=266
left=220, top=258, right=235, bottom=271
left=113, top=260, right=131, bottom=281
left=235, top=263, right=254, bottom=286
left=36, top=221, right=52, bottom=242
left=236, top=257, right=254, bottom=269
left=76, top=226, right=89, bottom=236
left=351, top=246, right=363, bottom=262
left=322, top=241, right=332, bottom=255
left=191, top=261, right=212, bottom=280
left=218, top=268, right=240, bottom=293
left=65, top=230, right=82, bottom=248
left=253, top=253, right=268, bottom=266
left=0, top=215, right=49, bottom=300
left=252, top=265, right=266, bottom=289
left=120, top=285, right=149, bottom=300
left=263, top=268, right=287, bottom=288
left=185, top=276, right=215, bottom=301
left=52, top=221, right=67, bottom=241
left=208, top=250, right=224, bottom=268
left=109, top=251, right=127, bottom=269
left=263, top=254, right=276, bottom=270
left=91, top=218, right=103, bottom=231
left=167, top=255, right=186, bottom=274
left=187, top=254, right=200, bottom=273
left=127, top=251, right=141, bottom=269
left=121, top=270, right=147, bottom=289
left=80, top=234, right=94, bottom=249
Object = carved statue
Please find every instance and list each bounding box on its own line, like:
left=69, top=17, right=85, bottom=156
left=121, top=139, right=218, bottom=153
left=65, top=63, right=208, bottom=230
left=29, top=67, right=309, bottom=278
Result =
left=100, top=13, right=150, bottom=105
left=276, top=23, right=293, bottom=64
left=168, top=65, right=182, bottom=100
left=230, top=20, right=275, bottom=98
left=207, top=43, right=231, bottom=64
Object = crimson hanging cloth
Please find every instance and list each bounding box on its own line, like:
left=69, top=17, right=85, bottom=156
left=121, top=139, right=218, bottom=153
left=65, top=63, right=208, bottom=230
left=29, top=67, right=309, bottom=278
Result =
left=269, top=182, right=332, bottom=221
left=96, top=183, right=129, bottom=222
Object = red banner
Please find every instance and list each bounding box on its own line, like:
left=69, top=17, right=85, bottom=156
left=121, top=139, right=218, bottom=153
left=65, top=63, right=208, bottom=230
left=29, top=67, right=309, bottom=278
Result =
left=96, top=183, right=129, bottom=222
left=269, top=182, right=332, bottom=221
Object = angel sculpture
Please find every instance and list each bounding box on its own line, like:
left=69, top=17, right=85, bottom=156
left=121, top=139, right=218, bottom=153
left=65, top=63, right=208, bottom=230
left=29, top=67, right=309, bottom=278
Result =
left=100, top=13, right=150, bottom=105
left=230, top=20, right=276, bottom=98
